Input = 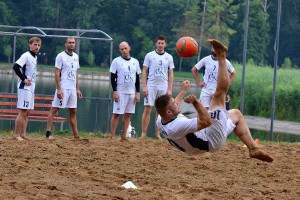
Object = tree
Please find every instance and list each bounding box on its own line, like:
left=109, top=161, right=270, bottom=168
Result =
left=3, top=45, right=12, bottom=63
left=268, top=0, right=300, bottom=67
left=204, top=0, right=238, bottom=45
left=281, top=57, right=292, bottom=69
left=247, top=0, right=270, bottom=65
left=87, top=50, right=95, bottom=66
left=230, top=0, right=270, bottom=65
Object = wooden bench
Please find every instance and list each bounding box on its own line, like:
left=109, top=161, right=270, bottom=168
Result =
left=0, top=93, right=67, bottom=131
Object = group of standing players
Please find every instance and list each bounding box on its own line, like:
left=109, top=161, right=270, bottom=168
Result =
left=12, top=35, right=273, bottom=162
left=13, top=37, right=81, bottom=140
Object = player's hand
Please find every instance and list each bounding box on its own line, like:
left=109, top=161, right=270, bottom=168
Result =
left=24, top=79, right=31, bottom=86
left=135, top=92, right=140, bottom=103
left=77, top=90, right=82, bottom=99
left=142, top=86, right=148, bottom=97
left=199, top=82, right=207, bottom=88
left=181, top=80, right=190, bottom=92
left=167, top=89, right=172, bottom=96
left=57, top=89, right=63, bottom=99
left=184, top=94, right=197, bottom=104
left=113, top=91, right=119, bottom=103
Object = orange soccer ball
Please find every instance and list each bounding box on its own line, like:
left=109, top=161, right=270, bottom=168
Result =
left=176, top=36, right=198, bottom=58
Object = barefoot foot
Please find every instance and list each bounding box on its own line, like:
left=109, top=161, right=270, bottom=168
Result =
left=14, top=136, right=24, bottom=141
left=155, top=135, right=163, bottom=140
left=249, top=148, right=273, bottom=163
left=140, top=133, right=147, bottom=139
left=207, top=39, right=228, bottom=57
left=120, top=137, right=130, bottom=142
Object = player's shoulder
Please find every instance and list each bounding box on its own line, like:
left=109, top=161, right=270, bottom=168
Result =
left=163, top=51, right=173, bottom=58
left=225, top=58, right=232, bottom=63
left=20, top=51, right=32, bottom=58
left=112, top=56, right=122, bottom=63
left=113, top=55, right=120, bottom=60
left=72, top=52, right=79, bottom=58
left=199, top=55, right=211, bottom=62
left=130, top=57, right=139, bottom=63
left=55, top=51, right=66, bottom=58
left=196, top=55, right=210, bottom=65
left=225, top=59, right=234, bottom=66
left=146, top=50, right=156, bottom=57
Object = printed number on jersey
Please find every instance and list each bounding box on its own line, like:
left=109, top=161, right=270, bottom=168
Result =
left=210, top=110, right=221, bottom=120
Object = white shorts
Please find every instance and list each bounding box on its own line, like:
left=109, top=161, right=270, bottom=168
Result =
left=17, top=89, right=34, bottom=110
left=195, top=108, right=235, bottom=152
left=199, top=89, right=214, bottom=108
left=113, top=93, right=136, bottom=114
left=144, top=85, right=168, bottom=106
left=52, top=89, right=77, bottom=108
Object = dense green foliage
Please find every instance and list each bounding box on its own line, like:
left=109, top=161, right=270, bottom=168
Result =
left=229, top=63, right=300, bottom=121
left=0, top=0, right=299, bottom=123
left=0, top=0, right=300, bottom=70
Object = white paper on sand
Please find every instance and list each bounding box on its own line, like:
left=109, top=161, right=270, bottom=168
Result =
left=122, top=181, right=137, bottom=189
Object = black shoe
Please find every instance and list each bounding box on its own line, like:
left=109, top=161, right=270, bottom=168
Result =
left=46, top=131, right=52, bottom=138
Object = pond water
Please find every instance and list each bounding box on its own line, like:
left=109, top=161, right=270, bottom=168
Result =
left=0, top=72, right=198, bottom=138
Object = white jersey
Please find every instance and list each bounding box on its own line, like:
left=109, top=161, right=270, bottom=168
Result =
left=195, top=55, right=235, bottom=91
left=15, top=51, right=37, bottom=92
left=110, top=56, right=141, bottom=95
left=157, top=109, right=236, bottom=155
left=143, top=50, right=175, bottom=86
left=55, top=51, right=80, bottom=90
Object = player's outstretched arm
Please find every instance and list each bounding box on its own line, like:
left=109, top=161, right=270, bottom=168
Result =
left=174, top=80, right=190, bottom=107
left=184, top=95, right=212, bottom=130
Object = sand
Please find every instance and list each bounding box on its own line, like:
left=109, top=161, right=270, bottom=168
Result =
left=0, top=135, right=299, bottom=200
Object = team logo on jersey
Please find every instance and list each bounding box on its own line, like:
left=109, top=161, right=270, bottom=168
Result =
left=124, top=72, right=134, bottom=83
left=160, top=129, right=168, bottom=137
left=155, top=66, right=165, bottom=77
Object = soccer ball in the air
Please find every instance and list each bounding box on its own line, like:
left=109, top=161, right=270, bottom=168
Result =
left=176, top=36, right=198, bottom=58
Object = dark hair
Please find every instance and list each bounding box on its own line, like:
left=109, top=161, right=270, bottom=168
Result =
left=156, top=35, right=167, bottom=43
left=155, top=94, right=171, bottom=116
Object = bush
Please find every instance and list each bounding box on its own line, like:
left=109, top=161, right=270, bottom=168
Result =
left=230, top=63, right=300, bottom=121
left=87, top=51, right=95, bottom=66
left=281, top=57, right=292, bottom=69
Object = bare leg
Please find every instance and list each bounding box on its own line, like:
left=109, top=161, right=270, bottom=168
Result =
left=207, top=39, right=229, bottom=110
left=121, top=113, right=131, bottom=141
left=141, top=105, right=152, bottom=138
left=110, top=113, right=120, bottom=138
left=14, top=109, right=29, bottom=141
left=69, top=108, right=80, bottom=139
left=209, top=39, right=273, bottom=163
left=46, top=107, right=59, bottom=138
left=229, top=109, right=273, bottom=162
left=20, top=114, right=30, bottom=140
left=154, top=112, right=162, bottom=140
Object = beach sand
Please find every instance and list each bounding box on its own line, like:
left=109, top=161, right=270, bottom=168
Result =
left=0, top=136, right=299, bottom=200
